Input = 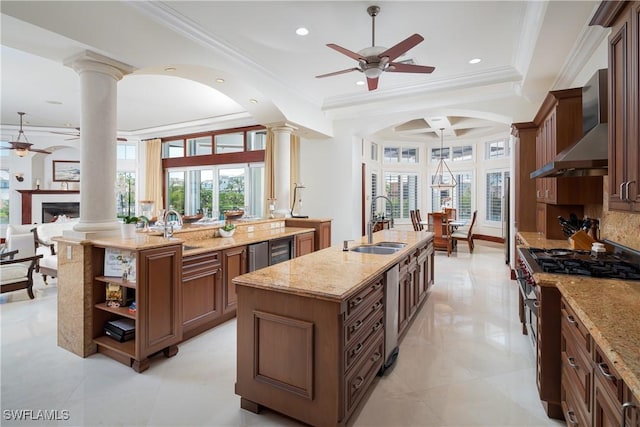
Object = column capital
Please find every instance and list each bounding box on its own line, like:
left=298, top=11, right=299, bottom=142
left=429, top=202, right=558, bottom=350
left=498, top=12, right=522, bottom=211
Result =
left=64, top=50, right=135, bottom=81
left=268, top=124, right=297, bottom=135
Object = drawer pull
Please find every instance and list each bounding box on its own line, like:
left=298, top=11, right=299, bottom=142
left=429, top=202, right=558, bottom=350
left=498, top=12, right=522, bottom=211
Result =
left=372, top=321, right=382, bottom=332
left=371, top=351, right=382, bottom=362
left=567, top=356, right=579, bottom=369
left=567, top=314, right=577, bottom=325
left=621, top=402, right=637, bottom=427
left=372, top=282, right=382, bottom=291
left=350, top=320, right=363, bottom=333
left=350, top=297, right=364, bottom=308
left=533, top=301, right=540, bottom=308
left=352, top=376, right=364, bottom=390
left=597, top=362, right=617, bottom=382
left=565, top=410, right=579, bottom=426
left=351, top=343, right=363, bottom=357
left=372, top=301, right=383, bottom=311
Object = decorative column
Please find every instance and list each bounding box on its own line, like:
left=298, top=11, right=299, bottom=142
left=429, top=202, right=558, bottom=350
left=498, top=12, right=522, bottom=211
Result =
left=271, top=125, right=296, bottom=217
left=64, top=51, right=134, bottom=237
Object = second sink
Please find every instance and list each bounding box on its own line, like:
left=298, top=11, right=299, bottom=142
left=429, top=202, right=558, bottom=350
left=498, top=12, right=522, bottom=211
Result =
left=351, top=245, right=400, bottom=255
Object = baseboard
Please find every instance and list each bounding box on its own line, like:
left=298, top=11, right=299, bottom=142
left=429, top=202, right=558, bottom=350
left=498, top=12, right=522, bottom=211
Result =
left=472, top=234, right=504, bottom=244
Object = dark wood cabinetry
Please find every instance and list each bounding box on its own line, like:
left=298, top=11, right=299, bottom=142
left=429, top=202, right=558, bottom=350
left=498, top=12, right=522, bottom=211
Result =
left=537, top=283, right=563, bottom=418
left=511, top=123, right=538, bottom=235
left=294, top=231, right=315, bottom=257
left=181, top=250, right=223, bottom=340
left=398, top=241, right=433, bottom=338
left=592, top=1, right=640, bottom=212
left=285, top=218, right=332, bottom=250
left=593, top=345, right=624, bottom=427
left=92, top=244, right=182, bottom=372
left=222, top=245, right=247, bottom=314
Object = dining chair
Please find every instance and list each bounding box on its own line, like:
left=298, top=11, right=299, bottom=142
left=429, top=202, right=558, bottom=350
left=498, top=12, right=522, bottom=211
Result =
left=409, top=210, right=420, bottom=231
left=415, top=209, right=424, bottom=231
left=428, top=212, right=453, bottom=256
left=0, top=250, right=43, bottom=300
left=452, top=210, right=477, bottom=252
left=445, top=207, right=457, bottom=220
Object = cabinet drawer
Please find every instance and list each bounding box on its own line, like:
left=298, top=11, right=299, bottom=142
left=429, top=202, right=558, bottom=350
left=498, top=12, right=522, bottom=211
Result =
left=344, top=331, right=384, bottom=415
left=562, top=371, right=590, bottom=427
left=594, top=345, right=624, bottom=405
left=344, top=290, right=383, bottom=346
left=182, top=251, right=221, bottom=280
left=344, top=312, right=384, bottom=372
left=344, top=276, right=384, bottom=321
left=561, top=299, right=590, bottom=353
left=561, top=330, right=591, bottom=412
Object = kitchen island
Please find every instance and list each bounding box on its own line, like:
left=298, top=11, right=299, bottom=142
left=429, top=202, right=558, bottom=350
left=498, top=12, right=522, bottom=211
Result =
left=233, top=229, right=434, bottom=427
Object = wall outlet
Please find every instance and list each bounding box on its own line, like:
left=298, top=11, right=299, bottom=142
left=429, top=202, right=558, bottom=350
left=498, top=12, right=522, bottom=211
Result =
left=247, top=226, right=254, bottom=232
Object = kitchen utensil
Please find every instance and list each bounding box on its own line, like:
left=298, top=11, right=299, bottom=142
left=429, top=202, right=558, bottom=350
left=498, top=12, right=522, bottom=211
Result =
left=569, top=213, right=580, bottom=228
left=569, top=230, right=596, bottom=250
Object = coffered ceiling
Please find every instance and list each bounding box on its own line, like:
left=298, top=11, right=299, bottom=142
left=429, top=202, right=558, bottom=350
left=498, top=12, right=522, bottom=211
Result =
left=0, top=1, right=607, bottom=141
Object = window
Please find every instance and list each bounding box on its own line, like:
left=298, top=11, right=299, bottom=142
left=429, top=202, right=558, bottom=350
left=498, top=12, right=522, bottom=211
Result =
left=383, top=147, right=400, bottom=163
left=247, top=130, right=266, bottom=151
left=371, top=142, right=378, bottom=161
left=117, top=143, right=137, bottom=160
left=401, top=148, right=418, bottom=163
left=486, top=139, right=510, bottom=159
left=430, top=171, right=473, bottom=220
left=215, top=132, right=244, bottom=154
left=486, top=170, right=509, bottom=222
left=431, top=147, right=450, bottom=162
left=166, top=164, right=263, bottom=219
left=115, top=172, right=136, bottom=218
left=371, top=172, right=378, bottom=217
left=384, top=173, right=418, bottom=220
left=187, top=136, right=212, bottom=156
left=0, top=168, right=9, bottom=225
left=384, top=145, right=417, bottom=163
left=163, top=140, right=184, bottom=158
left=451, top=145, right=473, bottom=162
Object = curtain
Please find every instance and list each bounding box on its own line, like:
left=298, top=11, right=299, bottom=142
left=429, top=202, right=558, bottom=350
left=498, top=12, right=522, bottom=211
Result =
left=263, top=129, right=275, bottom=215
left=144, top=138, right=163, bottom=218
left=290, top=134, right=300, bottom=206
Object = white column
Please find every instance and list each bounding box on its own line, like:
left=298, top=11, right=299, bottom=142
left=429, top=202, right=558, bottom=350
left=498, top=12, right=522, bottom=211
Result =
left=271, top=125, right=296, bottom=217
left=64, top=51, right=134, bottom=237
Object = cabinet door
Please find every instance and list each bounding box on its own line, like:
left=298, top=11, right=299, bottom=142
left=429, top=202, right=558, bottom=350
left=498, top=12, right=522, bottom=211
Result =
left=182, top=252, right=222, bottom=334
left=295, top=232, right=315, bottom=257
left=222, top=246, right=247, bottom=313
left=138, top=246, right=182, bottom=357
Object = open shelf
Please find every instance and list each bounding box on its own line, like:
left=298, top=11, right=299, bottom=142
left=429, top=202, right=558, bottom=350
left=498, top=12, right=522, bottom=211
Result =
left=94, top=303, right=136, bottom=319
left=95, top=276, right=137, bottom=289
left=94, top=335, right=135, bottom=358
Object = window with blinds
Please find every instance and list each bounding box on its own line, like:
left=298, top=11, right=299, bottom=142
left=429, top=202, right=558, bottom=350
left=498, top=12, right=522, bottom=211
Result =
left=384, top=173, right=418, bottom=220
left=371, top=172, right=378, bottom=217
left=430, top=171, right=472, bottom=220
left=486, top=170, right=509, bottom=222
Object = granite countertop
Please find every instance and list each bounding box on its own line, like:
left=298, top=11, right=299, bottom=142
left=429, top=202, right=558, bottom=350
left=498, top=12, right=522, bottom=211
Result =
left=57, top=226, right=315, bottom=253
left=233, top=229, right=434, bottom=302
left=517, top=232, right=640, bottom=402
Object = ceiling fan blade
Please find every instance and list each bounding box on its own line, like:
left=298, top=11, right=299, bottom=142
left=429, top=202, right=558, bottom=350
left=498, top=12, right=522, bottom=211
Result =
left=50, top=131, right=80, bottom=136
left=378, top=34, right=424, bottom=62
left=117, top=137, right=128, bottom=142
left=387, top=62, right=435, bottom=74
left=29, top=148, right=52, bottom=154
left=326, top=44, right=366, bottom=62
left=316, top=68, right=360, bottom=78
left=367, top=77, right=379, bottom=91
left=0, top=147, right=11, bottom=150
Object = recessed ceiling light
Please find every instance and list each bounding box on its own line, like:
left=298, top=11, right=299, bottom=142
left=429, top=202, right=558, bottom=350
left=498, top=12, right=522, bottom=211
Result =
left=469, top=58, right=481, bottom=64
left=296, top=27, right=309, bottom=36
left=216, top=78, right=225, bottom=83
left=46, top=100, right=63, bottom=105
left=249, top=99, right=258, bottom=104
left=431, top=117, right=442, bottom=122
left=356, top=81, right=365, bottom=86
left=164, top=67, right=177, bottom=72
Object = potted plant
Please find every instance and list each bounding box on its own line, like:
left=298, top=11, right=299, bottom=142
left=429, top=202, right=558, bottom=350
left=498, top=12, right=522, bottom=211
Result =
left=218, top=223, right=236, bottom=238
left=119, top=215, right=149, bottom=238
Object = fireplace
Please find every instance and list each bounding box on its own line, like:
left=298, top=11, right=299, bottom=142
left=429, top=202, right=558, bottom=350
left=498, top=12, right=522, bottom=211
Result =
left=42, top=202, right=80, bottom=223
left=17, top=190, right=80, bottom=224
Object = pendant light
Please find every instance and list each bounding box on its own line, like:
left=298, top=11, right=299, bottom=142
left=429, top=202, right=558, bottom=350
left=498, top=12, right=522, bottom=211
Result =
left=431, top=128, right=457, bottom=189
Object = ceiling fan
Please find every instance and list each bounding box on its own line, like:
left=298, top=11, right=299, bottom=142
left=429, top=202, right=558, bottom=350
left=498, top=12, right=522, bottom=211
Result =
left=1, top=112, right=51, bottom=157
left=50, top=128, right=128, bottom=142
left=316, top=5, right=435, bottom=91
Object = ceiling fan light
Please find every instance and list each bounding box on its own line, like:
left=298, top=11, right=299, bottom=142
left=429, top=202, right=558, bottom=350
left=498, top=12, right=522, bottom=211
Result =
left=15, top=148, right=28, bottom=157
left=364, top=67, right=382, bottom=79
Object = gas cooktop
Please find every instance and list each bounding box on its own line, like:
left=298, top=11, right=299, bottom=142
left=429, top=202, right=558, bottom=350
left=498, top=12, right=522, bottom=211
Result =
left=527, top=247, right=640, bottom=280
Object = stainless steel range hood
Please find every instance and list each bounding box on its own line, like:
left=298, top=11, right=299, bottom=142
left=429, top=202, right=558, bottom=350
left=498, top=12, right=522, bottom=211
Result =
left=530, top=69, right=608, bottom=178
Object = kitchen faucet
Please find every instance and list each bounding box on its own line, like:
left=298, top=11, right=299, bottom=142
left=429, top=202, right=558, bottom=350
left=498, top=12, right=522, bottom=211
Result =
left=368, top=196, right=394, bottom=244
left=163, top=209, right=183, bottom=238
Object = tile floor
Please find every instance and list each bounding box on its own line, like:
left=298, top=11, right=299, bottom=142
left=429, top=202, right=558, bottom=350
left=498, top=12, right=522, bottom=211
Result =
left=1, top=241, right=564, bottom=426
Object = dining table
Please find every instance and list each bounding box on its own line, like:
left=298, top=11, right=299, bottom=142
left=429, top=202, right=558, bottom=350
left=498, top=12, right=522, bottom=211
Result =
left=419, top=217, right=467, bottom=231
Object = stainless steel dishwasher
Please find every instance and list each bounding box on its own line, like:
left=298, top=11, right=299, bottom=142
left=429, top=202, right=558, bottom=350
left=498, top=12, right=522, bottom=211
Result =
left=379, top=263, right=399, bottom=375
left=248, top=241, right=269, bottom=272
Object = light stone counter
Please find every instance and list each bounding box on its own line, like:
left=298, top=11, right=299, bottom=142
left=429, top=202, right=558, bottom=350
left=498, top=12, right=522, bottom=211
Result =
left=233, top=229, right=434, bottom=302
left=517, top=231, right=571, bottom=250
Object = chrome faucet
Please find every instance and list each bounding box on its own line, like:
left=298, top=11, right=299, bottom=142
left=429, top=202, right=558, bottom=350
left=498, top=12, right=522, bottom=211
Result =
left=368, top=196, right=394, bottom=244
left=163, top=209, right=183, bottom=238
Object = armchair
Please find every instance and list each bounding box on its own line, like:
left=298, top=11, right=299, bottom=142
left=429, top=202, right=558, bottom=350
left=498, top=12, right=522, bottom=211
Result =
left=1, top=250, right=43, bottom=299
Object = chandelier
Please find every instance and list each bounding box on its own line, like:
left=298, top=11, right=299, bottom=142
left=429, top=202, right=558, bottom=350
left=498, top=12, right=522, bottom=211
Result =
left=431, top=128, right=457, bottom=189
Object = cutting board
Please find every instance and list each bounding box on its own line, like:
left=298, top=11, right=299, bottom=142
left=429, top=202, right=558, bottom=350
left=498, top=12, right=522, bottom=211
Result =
left=569, top=230, right=596, bottom=250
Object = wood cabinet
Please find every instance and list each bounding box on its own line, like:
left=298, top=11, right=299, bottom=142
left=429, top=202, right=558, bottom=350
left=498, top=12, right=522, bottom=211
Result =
left=537, top=283, right=564, bottom=418
left=222, top=245, right=247, bottom=314
left=92, top=244, right=182, bottom=372
left=536, top=203, right=585, bottom=240
left=294, top=231, right=315, bottom=258
left=561, top=297, right=592, bottom=426
left=285, top=218, right=332, bottom=250
left=511, top=123, right=538, bottom=234
left=181, top=250, right=223, bottom=340
left=398, top=241, right=433, bottom=338
left=593, top=344, right=624, bottom=427
left=592, top=1, right=640, bottom=212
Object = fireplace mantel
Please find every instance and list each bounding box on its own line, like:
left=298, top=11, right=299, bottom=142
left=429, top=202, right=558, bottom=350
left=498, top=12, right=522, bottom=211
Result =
left=17, top=190, right=80, bottom=224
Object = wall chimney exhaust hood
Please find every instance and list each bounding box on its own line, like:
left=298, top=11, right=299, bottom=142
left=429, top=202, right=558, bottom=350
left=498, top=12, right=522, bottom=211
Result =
left=530, top=69, right=608, bottom=178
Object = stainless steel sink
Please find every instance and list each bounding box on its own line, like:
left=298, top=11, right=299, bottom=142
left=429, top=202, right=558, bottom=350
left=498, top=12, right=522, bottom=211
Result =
left=182, top=244, right=201, bottom=251
left=375, top=242, right=407, bottom=249
left=350, top=245, right=400, bottom=255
